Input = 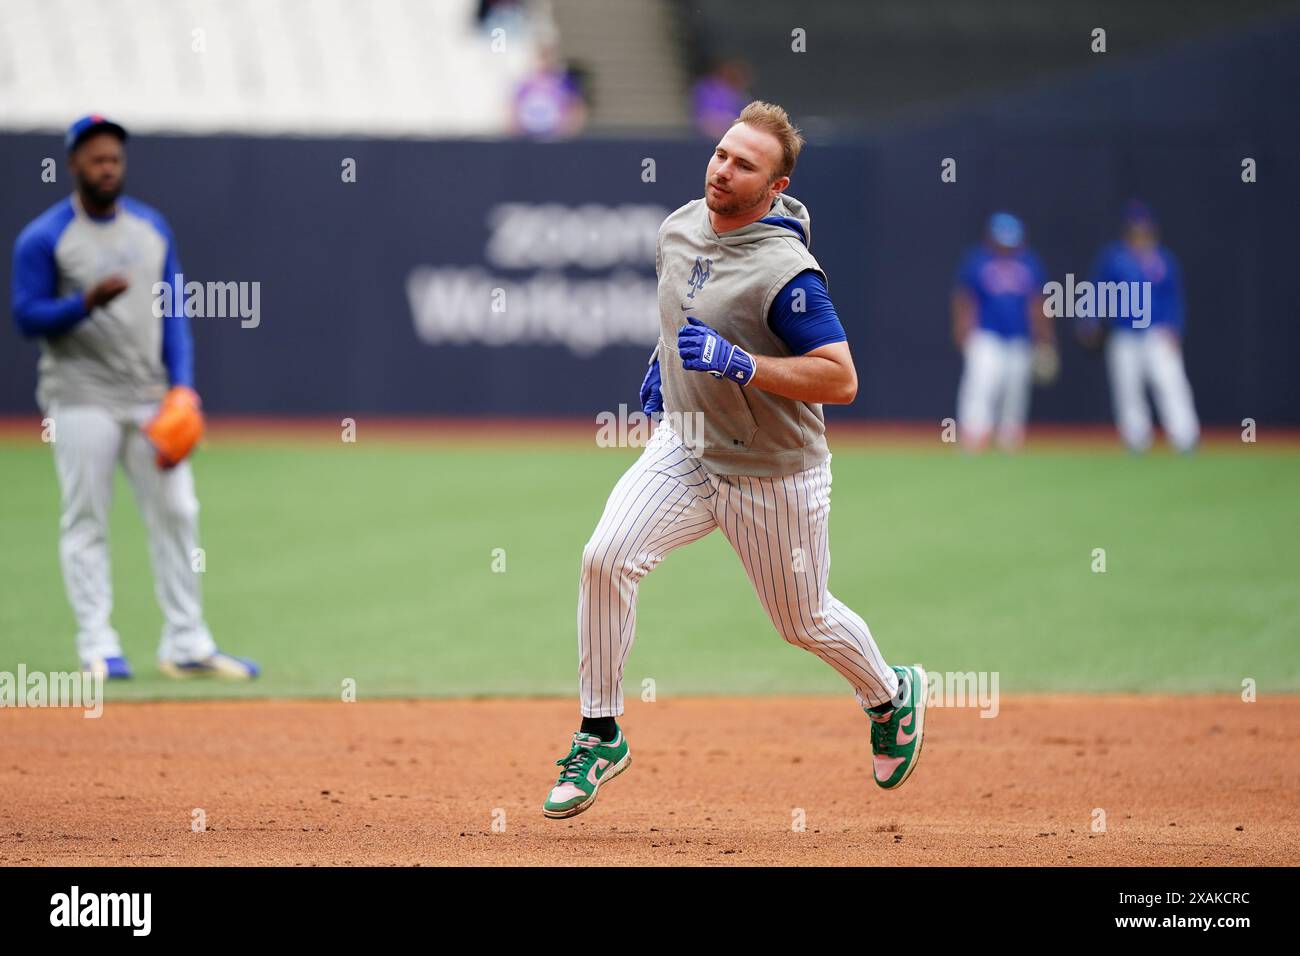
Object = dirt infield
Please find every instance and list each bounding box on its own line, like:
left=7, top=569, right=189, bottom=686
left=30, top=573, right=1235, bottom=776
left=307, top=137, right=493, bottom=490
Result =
left=2, top=695, right=1297, bottom=866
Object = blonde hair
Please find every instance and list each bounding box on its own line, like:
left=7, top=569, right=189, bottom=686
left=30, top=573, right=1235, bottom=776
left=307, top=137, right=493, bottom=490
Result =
left=733, top=101, right=804, bottom=180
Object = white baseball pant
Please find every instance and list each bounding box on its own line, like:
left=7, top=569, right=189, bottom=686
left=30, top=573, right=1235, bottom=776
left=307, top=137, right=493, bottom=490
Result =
left=957, top=330, right=1034, bottom=450
left=48, top=403, right=217, bottom=664
left=1105, top=329, right=1200, bottom=452
left=577, top=423, right=899, bottom=717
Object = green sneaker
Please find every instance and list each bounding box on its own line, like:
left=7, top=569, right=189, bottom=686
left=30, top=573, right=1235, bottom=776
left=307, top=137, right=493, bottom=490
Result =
left=867, top=665, right=928, bottom=790
left=541, top=726, right=632, bottom=819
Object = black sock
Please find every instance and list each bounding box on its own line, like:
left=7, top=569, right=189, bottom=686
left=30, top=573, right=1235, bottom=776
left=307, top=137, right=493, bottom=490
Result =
left=580, top=717, right=617, bottom=742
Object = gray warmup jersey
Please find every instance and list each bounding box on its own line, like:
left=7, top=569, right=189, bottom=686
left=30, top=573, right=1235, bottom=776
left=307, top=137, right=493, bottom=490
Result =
left=655, top=193, right=831, bottom=477
left=13, top=195, right=176, bottom=414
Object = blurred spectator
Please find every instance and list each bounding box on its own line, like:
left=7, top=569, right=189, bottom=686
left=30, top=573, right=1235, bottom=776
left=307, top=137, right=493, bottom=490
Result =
left=691, top=60, right=752, bottom=140
left=512, top=47, right=588, bottom=139
left=952, top=212, right=1054, bottom=452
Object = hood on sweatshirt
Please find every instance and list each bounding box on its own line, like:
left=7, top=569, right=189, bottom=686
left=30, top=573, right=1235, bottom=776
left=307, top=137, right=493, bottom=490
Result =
left=708, top=192, right=812, bottom=248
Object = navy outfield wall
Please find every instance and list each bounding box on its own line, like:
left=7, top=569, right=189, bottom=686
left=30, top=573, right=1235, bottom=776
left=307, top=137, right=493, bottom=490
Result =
left=2, top=21, right=1296, bottom=425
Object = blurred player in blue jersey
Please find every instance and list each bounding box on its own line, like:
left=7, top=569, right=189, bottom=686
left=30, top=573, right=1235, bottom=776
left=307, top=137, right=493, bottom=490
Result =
left=1079, top=201, right=1199, bottom=453
left=951, top=212, right=1056, bottom=452
left=10, top=115, right=259, bottom=680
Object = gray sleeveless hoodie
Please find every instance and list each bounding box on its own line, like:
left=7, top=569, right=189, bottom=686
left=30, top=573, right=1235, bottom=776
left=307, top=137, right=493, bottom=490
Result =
left=655, top=193, right=831, bottom=477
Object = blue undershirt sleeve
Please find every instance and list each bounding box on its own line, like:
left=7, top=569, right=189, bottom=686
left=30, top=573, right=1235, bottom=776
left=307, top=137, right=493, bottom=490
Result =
left=158, top=223, right=194, bottom=388
left=11, top=228, right=88, bottom=338
left=767, top=270, right=847, bottom=355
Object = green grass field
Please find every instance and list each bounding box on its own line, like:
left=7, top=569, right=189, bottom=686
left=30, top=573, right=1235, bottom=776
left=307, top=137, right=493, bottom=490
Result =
left=2, top=436, right=1297, bottom=701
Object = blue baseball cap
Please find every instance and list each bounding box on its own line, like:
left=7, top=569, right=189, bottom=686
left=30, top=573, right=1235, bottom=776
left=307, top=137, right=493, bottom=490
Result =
left=66, top=114, right=128, bottom=152
left=987, top=211, right=1024, bottom=249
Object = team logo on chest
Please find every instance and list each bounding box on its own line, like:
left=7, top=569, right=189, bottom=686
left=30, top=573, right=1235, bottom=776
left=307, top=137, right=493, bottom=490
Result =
left=685, top=256, right=712, bottom=299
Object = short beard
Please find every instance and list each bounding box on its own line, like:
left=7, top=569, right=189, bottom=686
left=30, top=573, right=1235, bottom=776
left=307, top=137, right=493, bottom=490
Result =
left=705, top=182, right=769, bottom=217
left=78, top=177, right=123, bottom=208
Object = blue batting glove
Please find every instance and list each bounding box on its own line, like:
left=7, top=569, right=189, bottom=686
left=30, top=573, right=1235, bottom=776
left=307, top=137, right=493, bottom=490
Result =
left=677, top=316, right=755, bottom=385
left=640, top=357, right=663, bottom=414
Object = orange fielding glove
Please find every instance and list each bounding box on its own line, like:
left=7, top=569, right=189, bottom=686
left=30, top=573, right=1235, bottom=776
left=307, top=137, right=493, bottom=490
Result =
left=144, top=386, right=205, bottom=469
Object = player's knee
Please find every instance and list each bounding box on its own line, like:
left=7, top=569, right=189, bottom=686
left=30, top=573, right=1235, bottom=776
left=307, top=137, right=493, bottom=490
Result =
left=776, top=626, right=808, bottom=647
left=581, top=539, right=637, bottom=588
left=771, top=614, right=820, bottom=647
left=580, top=540, right=613, bottom=586
left=156, top=490, right=199, bottom=524
left=775, top=607, right=854, bottom=650
left=59, top=509, right=107, bottom=542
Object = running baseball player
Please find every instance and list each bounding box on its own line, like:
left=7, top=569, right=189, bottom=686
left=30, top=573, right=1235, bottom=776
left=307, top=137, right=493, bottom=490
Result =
left=10, top=115, right=258, bottom=680
left=1079, top=201, right=1199, bottom=453
left=542, top=101, right=926, bottom=819
left=951, top=212, right=1056, bottom=452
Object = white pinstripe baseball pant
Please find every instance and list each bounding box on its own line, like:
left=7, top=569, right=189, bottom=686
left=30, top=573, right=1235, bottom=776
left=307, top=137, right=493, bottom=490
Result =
left=577, top=423, right=899, bottom=717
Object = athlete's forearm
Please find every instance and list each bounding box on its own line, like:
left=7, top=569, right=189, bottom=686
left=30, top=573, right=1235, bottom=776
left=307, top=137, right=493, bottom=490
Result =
left=13, top=290, right=90, bottom=338
left=750, top=352, right=857, bottom=404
